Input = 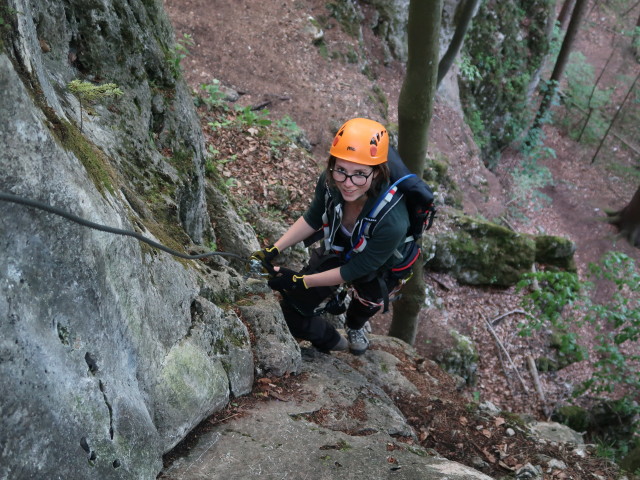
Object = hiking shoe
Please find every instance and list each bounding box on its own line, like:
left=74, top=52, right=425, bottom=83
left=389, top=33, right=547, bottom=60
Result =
left=317, top=335, right=348, bottom=354
left=331, top=335, right=349, bottom=352
left=346, top=326, right=369, bottom=355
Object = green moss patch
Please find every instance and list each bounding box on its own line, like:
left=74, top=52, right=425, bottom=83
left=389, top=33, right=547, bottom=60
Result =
left=43, top=106, right=116, bottom=195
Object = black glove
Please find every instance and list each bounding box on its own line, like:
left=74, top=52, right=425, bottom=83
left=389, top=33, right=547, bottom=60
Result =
left=250, top=244, right=280, bottom=275
left=268, top=267, right=308, bottom=292
left=250, top=244, right=280, bottom=263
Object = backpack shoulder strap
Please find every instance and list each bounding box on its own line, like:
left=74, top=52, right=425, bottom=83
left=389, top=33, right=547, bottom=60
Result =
left=348, top=176, right=412, bottom=257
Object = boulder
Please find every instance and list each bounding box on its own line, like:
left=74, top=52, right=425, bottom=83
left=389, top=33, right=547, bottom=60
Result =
left=425, top=211, right=576, bottom=286
left=426, top=212, right=536, bottom=286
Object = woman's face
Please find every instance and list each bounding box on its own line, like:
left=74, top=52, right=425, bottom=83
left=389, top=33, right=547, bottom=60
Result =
left=332, top=158, right=377, bottom=203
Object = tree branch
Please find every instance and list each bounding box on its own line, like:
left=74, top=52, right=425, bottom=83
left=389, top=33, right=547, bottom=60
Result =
left=526, top=355, right=552, bottom=419
left=482, top=315, right=529, bottom=394
left=489, top=309, right=537, bottom=326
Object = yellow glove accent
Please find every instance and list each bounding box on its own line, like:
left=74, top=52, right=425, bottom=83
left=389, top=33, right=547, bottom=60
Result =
left=293, top=275, right=309, bottom=289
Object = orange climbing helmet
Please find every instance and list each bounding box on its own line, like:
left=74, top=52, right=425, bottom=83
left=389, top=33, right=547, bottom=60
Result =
left=329, top=118, right=389, bottom=165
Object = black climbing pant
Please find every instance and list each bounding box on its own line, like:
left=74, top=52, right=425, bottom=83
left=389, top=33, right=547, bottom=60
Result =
left=280, top=247, right=405, bottom=350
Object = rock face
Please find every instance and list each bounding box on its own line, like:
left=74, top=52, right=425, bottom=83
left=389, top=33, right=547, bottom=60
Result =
left=459, top=0, right=556, bottom=163
left=160, top=341, right=495, bottom=480
left=0, top=1, right=300, bottom=478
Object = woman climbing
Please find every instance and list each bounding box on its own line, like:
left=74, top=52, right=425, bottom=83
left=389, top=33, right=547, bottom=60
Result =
left=252, top=118, right=420, bottom=355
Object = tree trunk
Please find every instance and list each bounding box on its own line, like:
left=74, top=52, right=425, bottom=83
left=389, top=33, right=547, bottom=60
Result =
left=531, top=0, right=589, bottom=133
left=634, top=12, right=640, bottom=62
left=388, top=0, right=442, bottom=345
left=608, top=185, right=640, bottom=247
left=437, top=0, right=481, bottom=88
left=557, top=0, right=576, bottom=31
left=577, top=35, right=616, bottom=142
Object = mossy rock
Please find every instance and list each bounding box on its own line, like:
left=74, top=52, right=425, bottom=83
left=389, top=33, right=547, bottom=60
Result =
left=326, top=1, right=364, bottom=39
left=425, top=211, right=576, bottom=286
left=423, top=157, right=463, bottom=209
left=547, top=330, right=584, bottom=368
left=426, top=212, right=536, bottom=286
left=460, top=0, right=555, bottom=164
left=435, top=329, right=479, bottom=386
left=554, top=400, right=637, bottom=453
left=621, top=444, right=640, bottom=475
left=533, top=235, right=577, bottom=271
left=535, top=356, right=559, bottom=373
left=552, top=405, right=591, bottom=433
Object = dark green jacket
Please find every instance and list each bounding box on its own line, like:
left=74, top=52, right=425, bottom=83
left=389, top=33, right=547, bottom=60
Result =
left=302, top=172, right=410, bottom=283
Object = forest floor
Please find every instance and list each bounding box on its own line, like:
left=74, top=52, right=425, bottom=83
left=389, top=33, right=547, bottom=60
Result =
left=162, top=0, right=639, bottom=477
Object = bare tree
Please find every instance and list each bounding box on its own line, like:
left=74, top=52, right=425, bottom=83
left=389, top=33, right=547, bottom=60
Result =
left=634, top=11, right=640, bottom=61
left=389, top=0, right=443, bottom=345
left=437, top=0, right=481, bottom=88
left=577, top=32, right=617, bottom=142
left=557, top=0, right=576, bottom=31
left=607, top=185, right=640, bottom=247
left=591, top=70, right=640, bottom=163
left=531, top=0, right=590, bottom=134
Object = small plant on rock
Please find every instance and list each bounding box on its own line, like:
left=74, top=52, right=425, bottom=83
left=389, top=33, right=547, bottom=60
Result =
left=168, top=33, right=194, bottom=79
left=67, top=79, right=123, bottom=131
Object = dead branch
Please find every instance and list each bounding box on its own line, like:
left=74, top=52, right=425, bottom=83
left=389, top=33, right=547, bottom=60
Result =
left=495, top=342, right=517, bottom=398
left=251, top=100, right=272, bottom=111
left=490, top=309, right=537, bottom=327
left=526, top=355, right=546, bottom=403
left=482, top=315, right=529, bottom=394
left=526, top=355, right=553, bottom=419
left=426, top=273, right=451, bottom=291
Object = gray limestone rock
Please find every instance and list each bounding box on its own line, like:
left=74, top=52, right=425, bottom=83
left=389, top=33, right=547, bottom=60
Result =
left=236, top=295, right=303, bottom=377
left=159, top=351, right=494, bottom=480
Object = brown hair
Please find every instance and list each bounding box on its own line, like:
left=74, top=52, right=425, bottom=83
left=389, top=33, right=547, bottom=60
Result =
left=325, top=155, right=390, bottom=198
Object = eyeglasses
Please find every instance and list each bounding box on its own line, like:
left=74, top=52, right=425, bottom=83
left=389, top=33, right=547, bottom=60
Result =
left=330, top=168, right=374, bottom=186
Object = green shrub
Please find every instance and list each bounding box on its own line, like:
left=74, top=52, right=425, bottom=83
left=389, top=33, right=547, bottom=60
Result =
left=233, top=106, right=272, bottom=128
left=168, top=33, right=194, bottom=79
left=199, top=80, right=229, bottom=110
left=518, top=252, right=640, bottom=459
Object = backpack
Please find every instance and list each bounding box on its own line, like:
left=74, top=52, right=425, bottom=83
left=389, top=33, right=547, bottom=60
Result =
left=379, top=146, right=436, bottom=241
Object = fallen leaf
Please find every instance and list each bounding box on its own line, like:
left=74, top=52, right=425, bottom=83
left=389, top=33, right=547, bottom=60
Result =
left=498, top=460, right=515, bottom=471
left=269, top=391, right=290, bottom=402
left=481, top=448, right=496, bottom=463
